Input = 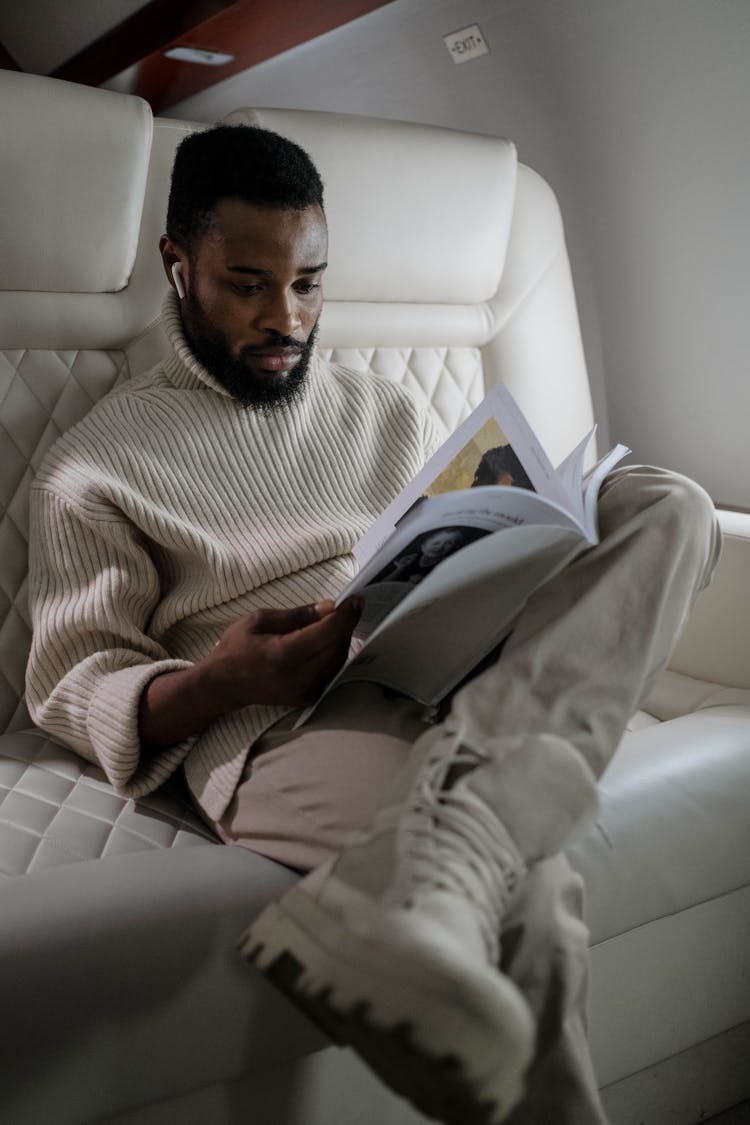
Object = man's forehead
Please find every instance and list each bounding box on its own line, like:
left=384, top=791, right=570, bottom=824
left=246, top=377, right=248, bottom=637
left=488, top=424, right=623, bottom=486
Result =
left=202, top=198, right=327, bottom=256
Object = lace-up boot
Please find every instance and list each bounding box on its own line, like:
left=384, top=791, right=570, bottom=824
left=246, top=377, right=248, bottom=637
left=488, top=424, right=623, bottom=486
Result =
left=239, top=724, right=576, bottom=1125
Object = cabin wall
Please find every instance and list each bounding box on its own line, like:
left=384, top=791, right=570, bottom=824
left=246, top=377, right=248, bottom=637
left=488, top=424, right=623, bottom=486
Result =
left=161, top=0, right=750, bottom=507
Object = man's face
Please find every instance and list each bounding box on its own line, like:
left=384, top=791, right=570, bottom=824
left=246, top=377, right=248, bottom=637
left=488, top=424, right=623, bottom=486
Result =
left=171, top=199, right=327, bottom=411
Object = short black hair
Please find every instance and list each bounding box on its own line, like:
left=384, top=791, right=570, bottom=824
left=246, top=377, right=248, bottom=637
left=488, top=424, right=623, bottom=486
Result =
left=472, top=445, right=534, bottom=490
left=166, top=124, right=325, bottom=252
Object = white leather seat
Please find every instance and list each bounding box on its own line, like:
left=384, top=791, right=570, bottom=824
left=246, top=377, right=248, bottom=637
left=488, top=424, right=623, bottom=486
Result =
left=1, top=70, right=749, bottom=1125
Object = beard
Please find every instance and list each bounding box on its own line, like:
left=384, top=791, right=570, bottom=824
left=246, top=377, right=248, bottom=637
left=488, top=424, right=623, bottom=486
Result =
left=180, top=286, right=317, bottom=414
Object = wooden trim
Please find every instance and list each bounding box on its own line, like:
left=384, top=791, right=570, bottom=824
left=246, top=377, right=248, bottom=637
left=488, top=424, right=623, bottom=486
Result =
left=51, top=1, right=236, bottom=87
left=52, top=0, right=396, bottom=113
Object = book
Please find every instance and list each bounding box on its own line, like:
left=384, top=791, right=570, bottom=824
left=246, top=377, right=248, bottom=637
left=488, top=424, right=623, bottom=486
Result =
left=299, top=384, right=629, bottom=721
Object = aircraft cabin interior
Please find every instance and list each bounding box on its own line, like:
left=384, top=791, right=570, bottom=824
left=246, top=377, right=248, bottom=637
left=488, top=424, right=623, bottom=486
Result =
left=0, top=2, right=748, bottom=1124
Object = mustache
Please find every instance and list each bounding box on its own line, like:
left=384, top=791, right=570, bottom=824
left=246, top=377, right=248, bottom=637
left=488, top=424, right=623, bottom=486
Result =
left=238, top=334, right=307, bottom=355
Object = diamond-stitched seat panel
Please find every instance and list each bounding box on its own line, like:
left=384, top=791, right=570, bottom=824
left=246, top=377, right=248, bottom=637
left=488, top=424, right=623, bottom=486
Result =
left=0, top=729, right=218, bottom=877
left=320, top=346, right=484, bottom=433
left=0, top=347, right=129, bottom=734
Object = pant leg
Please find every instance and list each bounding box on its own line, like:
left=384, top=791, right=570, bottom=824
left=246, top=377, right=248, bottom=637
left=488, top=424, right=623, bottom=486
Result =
left=218, top=465, right=715, bottom=1122
left=444, top=466, right=720, bottom=807
left=211, top=683, right=428, bottom=870
left=430, top=466, right=718, bottom=1119
left=501, top=853, right=608, bottom=1125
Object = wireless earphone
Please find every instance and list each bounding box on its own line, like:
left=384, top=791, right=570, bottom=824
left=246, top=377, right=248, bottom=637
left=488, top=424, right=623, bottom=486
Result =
left=171, top=261, right=186, bottom=300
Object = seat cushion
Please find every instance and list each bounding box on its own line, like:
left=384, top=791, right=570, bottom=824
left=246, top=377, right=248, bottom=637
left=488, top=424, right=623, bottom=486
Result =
left=0, top=728, right=216, bottom=877
left=567, top=702, right=750, bottom=944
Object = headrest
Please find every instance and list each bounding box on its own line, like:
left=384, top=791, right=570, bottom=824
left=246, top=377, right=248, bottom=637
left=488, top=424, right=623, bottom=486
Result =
left=223, top=108, right=517, bottom=305
left=0, top=72, right=152, bottom=294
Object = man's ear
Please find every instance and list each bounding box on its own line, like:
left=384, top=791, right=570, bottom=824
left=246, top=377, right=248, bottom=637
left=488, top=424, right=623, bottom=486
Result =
left=159, top=236, right=188, bottom=298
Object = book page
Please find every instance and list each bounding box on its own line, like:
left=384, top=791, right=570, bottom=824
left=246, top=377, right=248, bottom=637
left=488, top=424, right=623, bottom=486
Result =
left=305, top=524, right=585, bottom=716
left=339, top=484, right=582, bottom=639
left=554, top=428, right=596, bottom=523
left=353, top=384, right=571, bottom=568
left=581, top=443, right=631, bottom=539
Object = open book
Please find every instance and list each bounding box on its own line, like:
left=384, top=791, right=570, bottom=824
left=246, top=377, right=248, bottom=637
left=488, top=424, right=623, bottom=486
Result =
left=300, top=385, right=628, bottom=722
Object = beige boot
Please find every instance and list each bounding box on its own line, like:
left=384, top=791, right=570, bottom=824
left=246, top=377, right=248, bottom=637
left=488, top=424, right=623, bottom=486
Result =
left=239, top=724, right=591, bottom=1124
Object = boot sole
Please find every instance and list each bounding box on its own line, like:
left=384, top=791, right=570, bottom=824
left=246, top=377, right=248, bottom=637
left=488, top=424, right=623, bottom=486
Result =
left=240, top=884, right=534, bottom=1125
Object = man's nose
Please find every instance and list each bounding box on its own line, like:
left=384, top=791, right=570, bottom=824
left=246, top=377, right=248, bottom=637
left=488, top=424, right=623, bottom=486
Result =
left=256, top=290, right=302, bottom=337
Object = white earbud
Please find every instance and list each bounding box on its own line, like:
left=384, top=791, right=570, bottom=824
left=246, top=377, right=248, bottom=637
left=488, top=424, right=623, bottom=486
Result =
left=171, top=261, right=186, bottom=299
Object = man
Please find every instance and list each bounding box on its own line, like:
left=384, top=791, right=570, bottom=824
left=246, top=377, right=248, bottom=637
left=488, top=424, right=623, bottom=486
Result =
left=26, top=124, right=720, bottom=1125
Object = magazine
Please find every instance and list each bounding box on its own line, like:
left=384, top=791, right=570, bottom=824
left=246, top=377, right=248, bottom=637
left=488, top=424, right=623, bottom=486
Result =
left=299, top=384, right=629, bottom=721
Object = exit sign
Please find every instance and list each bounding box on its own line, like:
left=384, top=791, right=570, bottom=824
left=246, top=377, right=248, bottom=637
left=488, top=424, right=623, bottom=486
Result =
left=443, top=24, right=489, bottom=64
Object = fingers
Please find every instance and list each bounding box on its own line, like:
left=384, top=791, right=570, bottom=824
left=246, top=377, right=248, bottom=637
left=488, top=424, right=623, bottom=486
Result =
left=288, top=597, right=362, bottom=655
left=248, top=603, right=332, bottom=635
left=260, top=598, right=360, bottom=681
left=249, top=598, right=362, bottom=638
left=291, top=603, right=362, bottom=697
left=337, top=594, right=364, bottom=618
left=306, top=596, right=363, bottom=644
left=209, top=597, right=364, bottom=709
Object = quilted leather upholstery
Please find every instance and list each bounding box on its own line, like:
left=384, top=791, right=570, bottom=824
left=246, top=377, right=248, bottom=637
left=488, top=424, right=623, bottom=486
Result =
left=0, top=348, right=130, bottom=733
left=1, top=72, right=152, bottom=294
left=0, top=728, right=216, bottom=877
left=320, top=345, right=484, bottom=432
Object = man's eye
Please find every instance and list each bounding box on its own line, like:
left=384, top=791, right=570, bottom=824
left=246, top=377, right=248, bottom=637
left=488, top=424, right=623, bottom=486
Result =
left=233, top=283, right=262, bottom=295
left=295, top=282, right=320, bottom=294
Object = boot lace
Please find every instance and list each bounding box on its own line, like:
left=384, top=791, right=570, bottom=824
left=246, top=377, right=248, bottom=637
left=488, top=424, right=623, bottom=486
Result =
left=390, top=741, right=525, bottom=965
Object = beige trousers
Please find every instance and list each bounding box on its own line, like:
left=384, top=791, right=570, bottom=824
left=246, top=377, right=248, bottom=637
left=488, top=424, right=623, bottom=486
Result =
left=212, top=465, right=720, bottom=1124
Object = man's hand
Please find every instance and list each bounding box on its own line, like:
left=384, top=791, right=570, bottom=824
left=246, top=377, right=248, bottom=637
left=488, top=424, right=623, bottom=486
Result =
left=138, top=598, right=362, bottom=750
left=204, top=599, right=362, bottom=710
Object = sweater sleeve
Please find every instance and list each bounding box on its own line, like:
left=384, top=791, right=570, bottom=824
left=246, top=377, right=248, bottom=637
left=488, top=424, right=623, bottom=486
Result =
left=25, top=487, right=197, bottom=797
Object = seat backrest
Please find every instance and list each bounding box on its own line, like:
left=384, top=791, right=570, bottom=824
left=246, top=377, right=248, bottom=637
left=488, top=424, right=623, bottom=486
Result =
left=224, top=107, right=594, bottom=453
left=0, top=72, right=593, bottom=734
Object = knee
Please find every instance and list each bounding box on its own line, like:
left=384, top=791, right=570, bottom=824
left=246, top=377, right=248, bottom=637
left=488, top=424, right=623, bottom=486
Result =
left=601, top=465, right=720, bottom=562
left=652, top=467, right=715, bottom=528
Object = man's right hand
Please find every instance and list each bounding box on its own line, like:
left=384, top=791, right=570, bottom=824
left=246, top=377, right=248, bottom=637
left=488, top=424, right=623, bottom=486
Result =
left=203, top=599, right=363, bottom=710
left=138, top=598, right=362, bottom=750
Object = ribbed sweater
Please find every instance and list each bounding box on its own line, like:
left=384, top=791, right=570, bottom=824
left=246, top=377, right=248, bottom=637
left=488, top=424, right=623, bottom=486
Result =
left=26, top=294, right=443, bottom=822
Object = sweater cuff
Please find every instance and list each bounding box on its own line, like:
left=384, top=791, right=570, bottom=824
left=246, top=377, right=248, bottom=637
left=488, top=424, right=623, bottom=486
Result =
left=87, top=660, right=197, bottom=797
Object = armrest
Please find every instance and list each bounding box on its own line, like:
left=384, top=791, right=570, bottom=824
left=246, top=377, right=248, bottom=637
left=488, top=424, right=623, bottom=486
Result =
left=0, top=846, right=321, bottom=1123
left=667, top=509, right=750, bottom=690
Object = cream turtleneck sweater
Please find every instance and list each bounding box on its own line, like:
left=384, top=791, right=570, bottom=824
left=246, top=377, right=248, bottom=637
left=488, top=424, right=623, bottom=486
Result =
left=26, top=295, right=443, bottom=821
